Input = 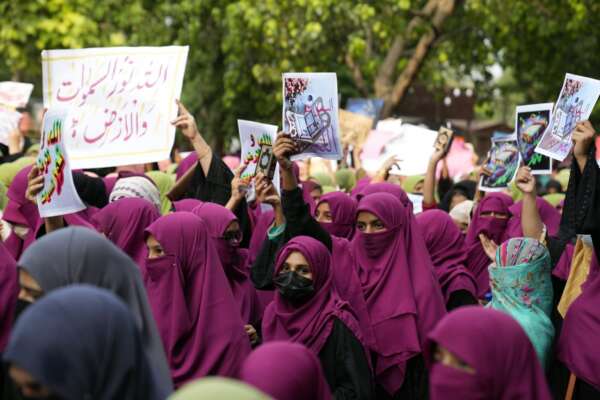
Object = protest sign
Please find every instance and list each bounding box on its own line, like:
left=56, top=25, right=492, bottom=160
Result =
left=386, top=124, right=439, bottom=176
left=282, top=72, right=341, bottom=160
left=434, top=127, right=454, bottom=155
left=0, top=81, right=34, bottom=108
left=407, top=193, right=424, bottom=214
left=0, top=108, right=22, bottom=146
left=42, top=46, right=189, bottom=169
left=237, top=120, right=280, bottom=202
left=339, top=109, right=373, bottom=147
left=515, top=103, right=553, bottom=174
left=535, top=73, right=600, bottom=161
left=479, top=137, right=521, bottom=192
left=36, top=108, right=86, bottom=217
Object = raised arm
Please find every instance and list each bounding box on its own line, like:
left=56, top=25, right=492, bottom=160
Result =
left=423, top=148, right=445, bottom=206
left=171, top=100, right=212, bottom=176
left=572, top=121, right=595, bottom=174
left=515, top=166, right=544, bottom=239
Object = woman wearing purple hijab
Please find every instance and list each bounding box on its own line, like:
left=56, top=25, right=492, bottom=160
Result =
left=314, top=191, right=357, bottom=239
left=352, top=192, right=446, bottom=398
left=505, top=196, right=561, bottom=238
left=0, top=241, right=17, bottom=352
left=92, top=197, right=160, bottom=269
left=262, top=236, right=374, bottom=399
left=241, top=342, right=332, bottom=400
left=425, top=306, right=551, bottom=400
left=171, top=198, right=203, bottom=212
left=416, top=210, right=478, bottom=310
left=144, top=212, right=251, bottom=388
left=191, top=202, right=262, bottom=342
left=464, top=192, right=514, bottom=299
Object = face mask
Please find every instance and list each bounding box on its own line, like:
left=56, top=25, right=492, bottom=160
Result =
left=359, top=229, right=396, bottom=258
left=13, top=225, right=30, bottom=239
left=145, top=255, right=177, bottom=282
left=429, top=362, right=486, bottom=400
left=579, top=234, right=594, bottom=248
left=476, top=217, right=507, bottom=241
left=273, top=271, right=315, bottom=305
left=14, top=299, right=32, bottom=323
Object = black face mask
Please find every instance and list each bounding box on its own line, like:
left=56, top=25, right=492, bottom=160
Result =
left=14, top=299, right=32, bottom=323
left=273, top=271, right=315, bottom=305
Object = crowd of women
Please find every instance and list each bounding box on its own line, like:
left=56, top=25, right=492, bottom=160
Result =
left=0, top=101, right=599, bottom=399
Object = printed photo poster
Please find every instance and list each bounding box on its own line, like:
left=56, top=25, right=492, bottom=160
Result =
left=434, top=127, right=454, bottom=155
left=479, top=137, right=521, bottom=192
left=515, top=103, right=553, bottom=174
left=282, top=72, right=342, bottom=160
left=36, top=108, right=86, bottom=218
left=0, top=81, right=34, bottom=108
left=535, top=73, right=600, bottom=161
left=346, top=98, right=384, bottom=121
left=237, top=120, right=280, bottom=202
left=42, top=46, right=189, bottom=169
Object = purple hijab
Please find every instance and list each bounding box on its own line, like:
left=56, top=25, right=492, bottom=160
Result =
left=300, top=180, right=319, bottom=214
left=262, top=236, right=365, bottom=355
left=351, top=176, right=371, bottom=200
left=505, top=197, right=561, bottom=238
left=465, top=193, right=514, bottom=298
left=425, top=306, right=551, bottom=400
left=241, top=342, right=332, bottom=400
left=316, top=191, right=357, bottom=239
left=176, top=152, right=198, bottom=180
left=0, top=241, right=17, bottom=351
left=352, top=192, right=446, bottom=394
left=191, top=203, right=261, bottom=326
left=171, top=198, right=204, bottom=212
left=248, top=209, right=275, bottom=264
left=92, top=198, right=160, bottom=268
left=416, top=210, right=478, bottom=303
left=144, top=212, right=251, bottom=387
left=558, top=252, right=600, bottom=390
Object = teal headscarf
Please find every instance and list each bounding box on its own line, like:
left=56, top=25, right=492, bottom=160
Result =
left=488, top=238, right=554, bottom=368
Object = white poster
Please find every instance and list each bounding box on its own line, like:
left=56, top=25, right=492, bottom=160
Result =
left=0, top=81, right=34, bottom=108
left=36, top=108, right=86, bottom=217
left=237, top=120, right=280, bottom=201
left=42, top=46, right=189, bottom=169
left=282, top=72, right=341, bottom=160
left=535, top=73, right=600, bottom=161
left=386, top=124, right=439, bottom=176
left=0, top=108, right=22, bottom=146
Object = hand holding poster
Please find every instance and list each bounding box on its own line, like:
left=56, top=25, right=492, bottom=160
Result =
left=434, top=127, right=454, bottom=155
left=238, top=120, right=280, bottom=202
left=42, top=46, right=189, bottom=169
left=282, top=72, right=341, bottom=160
left=479, top=138, right=521, bottom=192
left=36, top=108, right=86, bottom=217
left=535, top=73, right=600, bottom=161
left=515, top=103, right=553, bottom=174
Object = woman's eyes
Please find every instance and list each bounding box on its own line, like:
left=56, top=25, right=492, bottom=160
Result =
left=298, top=266, right=310, bottom=275
left=374, top=222, right=384, bottom=229
left=356, top=223, right=366, bottom=231
left=281, top=264, right=291, bottom=272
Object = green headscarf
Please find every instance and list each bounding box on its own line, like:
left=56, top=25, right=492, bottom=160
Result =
left=168, top=377, right=270, bottom=400
left=0, top=156, right=35, bottom=187
left=543, top=193, right=565, bottom=207
left=487, top=238, right=554, bottom=368
left=508, top=182, right=524, bottom=201
left=321, top=185, right=336, bottom=194
left=145, top=171, right=175, bottom=215
left=311, top=172, right=334, bottom=187
left=556, top=169, right=570, bottom=192
left=334, top=169, right=356, bottom=192
left=401, top=175, right=425, bottom=194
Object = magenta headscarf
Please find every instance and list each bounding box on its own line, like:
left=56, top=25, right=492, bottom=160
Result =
left=505, top=197, right=561, bottom=238
left=0, top=241, right=18, bottom=351
left=144, top=212, right=251, bottom=387
left=316, top=191, right=357, bottom=239
left=300, top=180, right=319, bottom=214
left=416, top=210, right=478, bottom=303
left=262, top=236, right=365, bottom=355
left=465, top=193, right=514, bottom=298
left=3, top=165, right=41, bottom=259
left=558, top=252, right=600, bottom=390
left=176, top=152, right=198, bottom=180
left=92, top=198, right=160, bottom=268
left=171, top=198, right=203, bottom=212
left=352, top=192, right=446, bottom=394
left=425, top=306, right=551, bottom=400
left=241, top=342, right=332, bottom=400
left=191, top=203, right=261, bottom=326
left=248, top=209, right=275, bottom=264
left=357, top=182, right=413, bottom=212
left=351, top=176, right=371, bottom=200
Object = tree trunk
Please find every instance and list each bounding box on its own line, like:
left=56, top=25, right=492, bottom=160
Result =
left=376, top=0, right=457, bottom=118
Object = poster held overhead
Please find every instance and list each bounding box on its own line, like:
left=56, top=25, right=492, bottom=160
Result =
left=434, top=127, right=454, bottom=155
left=282, top=72, right=341, bottom=160
left=0, top=109, right=22, bottom=146
left=36, top=108, right=86, bottom=218
left=515, top=103, right=553, bottom=175
left=479, top=137, right=521, bottom=192
left=387, top=124, right=439, bottom=176
left=0, top=82, right=34, bottom=108
left=535, top=73, right=600, bottom=161
left=42, top=46, right=189, bottom=169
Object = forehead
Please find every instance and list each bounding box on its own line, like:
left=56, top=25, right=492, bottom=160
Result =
left=284, top=251, right=309, bottom=266
left=356, top=211, right=379, bottom=222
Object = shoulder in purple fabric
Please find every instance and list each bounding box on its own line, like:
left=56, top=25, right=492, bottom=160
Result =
left=144, top=212, right=251, bottom=388
left=241, top=341, right=332, bottom=400
left=425, top=306, right=552, bottom=400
